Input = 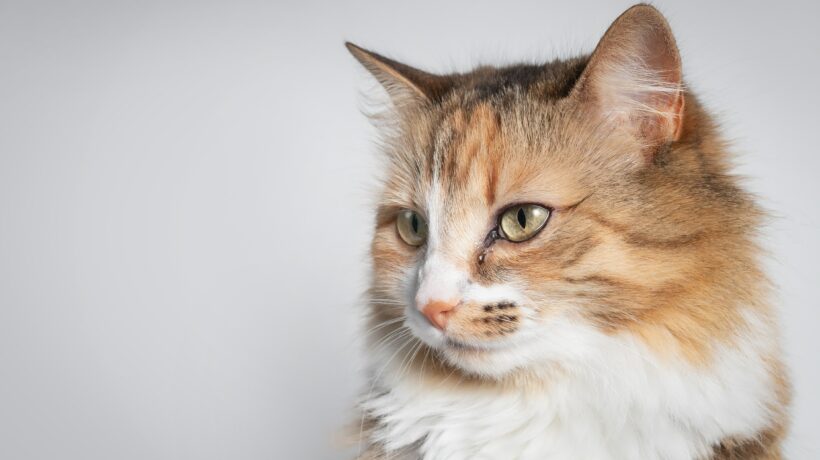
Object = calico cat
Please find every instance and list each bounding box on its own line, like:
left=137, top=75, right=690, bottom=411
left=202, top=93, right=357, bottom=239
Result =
left=346, top=4, right=789, bottom=459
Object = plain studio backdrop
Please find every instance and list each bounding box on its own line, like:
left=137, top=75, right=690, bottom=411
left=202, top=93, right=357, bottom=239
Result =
left=1, top=0, right=818, bottom=458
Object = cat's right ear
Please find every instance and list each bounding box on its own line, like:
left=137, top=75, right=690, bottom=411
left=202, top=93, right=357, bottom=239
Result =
left=345, top=42, right=454, bottom=107
left=570, top=5, right=685, bottom=161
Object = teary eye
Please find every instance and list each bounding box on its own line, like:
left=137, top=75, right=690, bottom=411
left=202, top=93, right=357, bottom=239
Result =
left=498, top=204, right=550, bottom=242
left=396, top=210, right=428, bottom=246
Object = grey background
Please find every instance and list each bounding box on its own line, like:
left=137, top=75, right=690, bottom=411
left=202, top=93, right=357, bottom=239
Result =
left=0, top=0, right=817, bottom=458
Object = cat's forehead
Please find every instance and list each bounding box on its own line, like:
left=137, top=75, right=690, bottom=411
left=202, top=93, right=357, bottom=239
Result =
left=386, top=98, right=593, bottom=214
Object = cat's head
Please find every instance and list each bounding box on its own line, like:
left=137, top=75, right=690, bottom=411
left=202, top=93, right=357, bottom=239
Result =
left=350, top=5, right=760, bottom=379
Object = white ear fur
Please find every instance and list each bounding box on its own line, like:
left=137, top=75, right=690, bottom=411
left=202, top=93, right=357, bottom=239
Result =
left=573, top=5, right=685, bottom=153
left=595, top=55, right=682, bottom=120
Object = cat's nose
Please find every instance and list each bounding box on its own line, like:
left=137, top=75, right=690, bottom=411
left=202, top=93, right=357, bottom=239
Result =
left=422, top=300, right=458, bottom=330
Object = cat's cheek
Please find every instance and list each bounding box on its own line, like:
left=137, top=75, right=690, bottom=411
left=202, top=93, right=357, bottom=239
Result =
left=372, top=229, right=423, bottom=287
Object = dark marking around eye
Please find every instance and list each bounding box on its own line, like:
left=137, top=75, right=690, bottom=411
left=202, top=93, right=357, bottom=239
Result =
left=517, top=208, right=526, bottom=228
left=477, top=228, right=500, bottom=265
left=411, top=213, right=419, bottom=233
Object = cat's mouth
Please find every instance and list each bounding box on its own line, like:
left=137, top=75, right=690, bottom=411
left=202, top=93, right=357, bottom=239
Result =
left=444, top=338, right=488, bottom=352
left=404, top=307, right=540, bottom=377
left=405, top=306, right=524, bottom=355
left=436, top=333, right=539, bottom=378
left=442, top=336, right=521, bottom=355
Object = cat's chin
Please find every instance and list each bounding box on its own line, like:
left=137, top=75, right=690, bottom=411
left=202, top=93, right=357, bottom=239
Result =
left=437, top=342, right=531, bottom=379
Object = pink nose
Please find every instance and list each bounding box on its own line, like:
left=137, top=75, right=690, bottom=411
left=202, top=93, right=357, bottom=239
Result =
left=422, top=300, right=458, bottom=330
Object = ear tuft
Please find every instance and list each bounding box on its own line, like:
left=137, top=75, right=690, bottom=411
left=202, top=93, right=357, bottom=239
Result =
left=573, top=5, right=685, bottom=155
left=345, top=42, right=454, bottom=106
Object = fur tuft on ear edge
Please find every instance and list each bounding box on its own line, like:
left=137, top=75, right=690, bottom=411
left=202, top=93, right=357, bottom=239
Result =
left=572, top=4, right=685, bottom=155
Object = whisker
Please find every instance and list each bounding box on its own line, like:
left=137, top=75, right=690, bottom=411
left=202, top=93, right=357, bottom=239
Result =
left=397, top=340, right=423, bottom=384
left=418, top=344, right=431, bottom=386
left=367, top=297, right=407, bottom=304
left=370, top=326, right=410, bottom=352
left=357, top=335, right=416, bottom=457
left=362, top=316, right=405, bottom=336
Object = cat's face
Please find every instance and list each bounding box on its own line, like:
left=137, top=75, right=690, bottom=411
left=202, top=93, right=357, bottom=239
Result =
left=369, top=96, right=647, bottom=377
left=353, top=6, right=755, bottom=379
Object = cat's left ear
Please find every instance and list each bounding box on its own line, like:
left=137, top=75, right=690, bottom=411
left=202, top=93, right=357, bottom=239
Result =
left=571, top=5, right=685, bottom=158
left=346, top=42, right=454, bottom=107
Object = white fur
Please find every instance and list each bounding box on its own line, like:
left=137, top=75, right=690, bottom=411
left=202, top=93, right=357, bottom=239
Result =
left=362, top=309, right=778, bottom=460
left=414, top=255, right=466, bottom=309
left=413, top=176, right=468, bottom=308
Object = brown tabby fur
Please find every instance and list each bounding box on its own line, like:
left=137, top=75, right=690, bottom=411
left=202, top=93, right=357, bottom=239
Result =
left=348, top=4, right=789, bottom=458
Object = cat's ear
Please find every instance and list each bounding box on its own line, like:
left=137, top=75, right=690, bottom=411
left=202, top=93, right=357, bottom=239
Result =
left=571, top=5, right=685, bottom=156
left=345, top=42, right=454, bottom=106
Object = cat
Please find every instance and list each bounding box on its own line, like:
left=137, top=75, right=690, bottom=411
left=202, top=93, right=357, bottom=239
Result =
left=346, top=4, right=790, bottom=459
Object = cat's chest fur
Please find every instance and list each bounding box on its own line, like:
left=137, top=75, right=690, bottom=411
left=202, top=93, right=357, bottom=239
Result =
left=361, top=321, right=777, bottom=460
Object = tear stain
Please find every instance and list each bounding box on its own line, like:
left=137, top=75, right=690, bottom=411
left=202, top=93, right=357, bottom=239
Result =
left=477, top=229, right=500, bottom=265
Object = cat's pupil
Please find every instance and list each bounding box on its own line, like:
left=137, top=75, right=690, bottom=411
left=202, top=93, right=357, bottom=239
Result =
left=411, top=213, right=419, bottom=233
left=517, top=208, right=526, bottom=228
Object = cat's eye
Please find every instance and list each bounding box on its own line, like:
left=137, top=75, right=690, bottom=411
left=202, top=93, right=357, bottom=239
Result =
left=498, top=204, right=550, bottom=242
left=396, top=210, right=428, bottom=246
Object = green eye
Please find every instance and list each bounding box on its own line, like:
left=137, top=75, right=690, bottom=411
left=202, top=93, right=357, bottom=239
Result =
left=499, top=204, right=550, bottom=242
left=396, top=210, right=428, bottom=246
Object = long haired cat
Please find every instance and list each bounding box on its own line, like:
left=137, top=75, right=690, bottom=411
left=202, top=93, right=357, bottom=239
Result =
left=346, top=5, right=789, bottom=459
